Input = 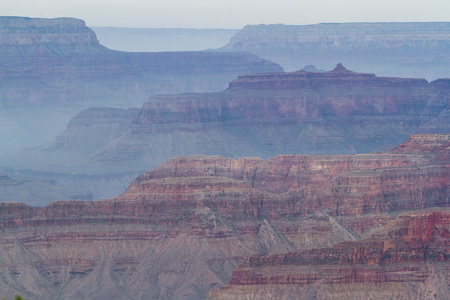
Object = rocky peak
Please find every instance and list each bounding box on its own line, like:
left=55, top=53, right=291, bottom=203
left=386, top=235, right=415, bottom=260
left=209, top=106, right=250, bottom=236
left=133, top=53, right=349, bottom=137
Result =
left=331, top=63, right=350, bottom=73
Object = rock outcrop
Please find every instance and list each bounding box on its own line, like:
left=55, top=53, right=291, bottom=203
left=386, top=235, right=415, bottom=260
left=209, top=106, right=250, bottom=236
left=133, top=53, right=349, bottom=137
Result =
left=211, top=209, right=450, bottom=300
left=219, top=22, right=450, bottom=80
left=0, top=16, right=281, bottom=108
left=0, top=134, right=448, bottom=299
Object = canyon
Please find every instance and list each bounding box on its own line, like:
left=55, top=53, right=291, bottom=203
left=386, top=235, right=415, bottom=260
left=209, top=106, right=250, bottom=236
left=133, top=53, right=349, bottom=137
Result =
left=0, top=17, right=449, bottom=299
left=211, top=209, right=450, bottom=299
left=7, top=63, right=449, bottom=201
left=0, top=134, right=448, bottom=299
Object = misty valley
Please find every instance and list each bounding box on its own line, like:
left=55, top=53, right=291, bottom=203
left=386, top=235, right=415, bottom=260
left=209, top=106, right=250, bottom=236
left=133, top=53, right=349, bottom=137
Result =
left=0, top=17, right=449, bottom=299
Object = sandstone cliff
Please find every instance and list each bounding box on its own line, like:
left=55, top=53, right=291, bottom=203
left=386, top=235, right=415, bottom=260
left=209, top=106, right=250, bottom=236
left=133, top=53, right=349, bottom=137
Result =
left=0, top=17, right=107, bottom=55
left=0, top=134, right=447, bottom=299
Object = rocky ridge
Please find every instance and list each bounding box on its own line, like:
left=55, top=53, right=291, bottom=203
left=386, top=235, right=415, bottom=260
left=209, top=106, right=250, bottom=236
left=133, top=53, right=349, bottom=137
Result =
left=0, top=134, right=447, bottom=299
left=0, top=17, right=107, bottom=55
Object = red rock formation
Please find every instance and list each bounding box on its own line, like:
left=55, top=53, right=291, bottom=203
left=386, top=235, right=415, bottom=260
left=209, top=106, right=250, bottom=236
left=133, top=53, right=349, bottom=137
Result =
left=17, top=61, right=449, bottom=204
left=0, top=134, right=448, bottom=299
left=211, top=209, right=450, bottom=299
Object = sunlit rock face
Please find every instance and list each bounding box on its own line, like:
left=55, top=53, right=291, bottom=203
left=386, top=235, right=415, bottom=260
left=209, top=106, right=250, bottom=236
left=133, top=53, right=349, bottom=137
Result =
left=0, top=134, right=448, bottom=299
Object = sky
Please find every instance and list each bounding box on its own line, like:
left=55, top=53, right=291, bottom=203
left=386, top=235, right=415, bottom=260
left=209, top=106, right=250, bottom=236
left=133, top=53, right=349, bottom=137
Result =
left=2, top=0, right=450, bottom=29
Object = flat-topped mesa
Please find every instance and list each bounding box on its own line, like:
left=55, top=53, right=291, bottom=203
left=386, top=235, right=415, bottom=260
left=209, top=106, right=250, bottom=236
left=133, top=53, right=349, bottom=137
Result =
left=228, top=63, right=429, bottom=89
left=137, top=64, right=434, bottom=126
left=0, top=16, right=108, bottom=55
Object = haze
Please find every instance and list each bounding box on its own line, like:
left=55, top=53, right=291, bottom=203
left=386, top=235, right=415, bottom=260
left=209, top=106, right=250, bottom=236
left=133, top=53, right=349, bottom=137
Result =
left=2, top=0, right=450, bottom=28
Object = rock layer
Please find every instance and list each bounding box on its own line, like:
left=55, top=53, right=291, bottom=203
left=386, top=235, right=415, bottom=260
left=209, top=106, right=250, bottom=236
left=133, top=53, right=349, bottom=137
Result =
left=211, top=209, right=450, bottom=300
left=0, top=134, right=448, bottom=299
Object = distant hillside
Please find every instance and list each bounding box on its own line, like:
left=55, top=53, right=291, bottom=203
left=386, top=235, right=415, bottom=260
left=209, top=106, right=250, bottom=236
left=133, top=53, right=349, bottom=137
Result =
left=92, top=27, right=239, bottom=52
left=219, top=22, right=450, bottom=80
left=0, top=17, right=281, bottom=154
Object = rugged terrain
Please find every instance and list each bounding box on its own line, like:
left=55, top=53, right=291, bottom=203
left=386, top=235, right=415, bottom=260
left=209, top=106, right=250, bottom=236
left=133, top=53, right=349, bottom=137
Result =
left=0, top=16, right=281, bottom=153
left=8, top=64, right=449, bottom=201
left=219, top=22, right=450, bottom=80
left=0, top=134, right=448, bottom=299
left=46, top=64, right=450, bottom=171
left=211, top=209, right=450, bottom=299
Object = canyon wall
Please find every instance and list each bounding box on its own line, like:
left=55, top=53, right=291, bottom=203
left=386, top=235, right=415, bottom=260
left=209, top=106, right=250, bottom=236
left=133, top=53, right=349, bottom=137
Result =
left=0, top=134, right=447, bottom=299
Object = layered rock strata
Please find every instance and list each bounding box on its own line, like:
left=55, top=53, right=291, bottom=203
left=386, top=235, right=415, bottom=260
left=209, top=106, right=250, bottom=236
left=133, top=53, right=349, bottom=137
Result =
left=34, top=65, right=450, bottom=175
left=0, top=134, right=448, bottom=299
left=211, top=209, right=450, bottom=299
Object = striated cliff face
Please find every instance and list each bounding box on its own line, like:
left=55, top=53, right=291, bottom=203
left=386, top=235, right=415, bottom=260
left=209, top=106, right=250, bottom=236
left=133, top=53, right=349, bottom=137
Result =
left=8, top=64, right=447, bottom=201
left=211, top=209, right=450, bottom=300
left=219, top=22, right=450, bottom=80
left=0, top=134, right=448, bottom=299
